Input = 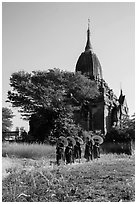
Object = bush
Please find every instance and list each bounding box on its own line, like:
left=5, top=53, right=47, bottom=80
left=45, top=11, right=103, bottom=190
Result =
left=101, top=142, right=132, bottom=155
left=101, top=128, right=135, bottom=155
left=104, top=128, right=132, bottom=143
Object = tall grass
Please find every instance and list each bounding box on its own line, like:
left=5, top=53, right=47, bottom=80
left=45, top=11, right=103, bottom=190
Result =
left=2, top=142, right=56, bottom=159
left=2, top=141, right=134, bottom=160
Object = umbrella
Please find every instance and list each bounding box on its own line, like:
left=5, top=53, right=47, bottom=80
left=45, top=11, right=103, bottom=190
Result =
left=91, top=135, right=104, bottom=144
left=67, top=137, right=76, bottom=146
left=84, top=135, right=95, bottom=145
left=58, top=136, right=68, bottom=146
left=84, top=134, right=92, bottom=140
left=75, top=136, right=84, bottom=145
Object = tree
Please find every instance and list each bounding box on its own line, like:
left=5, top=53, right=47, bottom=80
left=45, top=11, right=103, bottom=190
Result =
left=7, top=69, right=99, bottom=117
left=2, top=107, right=14, bottom=132
left=15, top=126, right=20, bottom=132
left=2, top=107, right=14, bottom=140
left=19, top=127, right=28, bottom=142
left=7, top=68, right=100, bottom=142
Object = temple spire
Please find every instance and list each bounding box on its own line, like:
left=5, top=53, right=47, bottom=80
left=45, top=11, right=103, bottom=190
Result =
left=88, top=18, right=90, bottom=30
left=85, top=19, right=92, bottom=51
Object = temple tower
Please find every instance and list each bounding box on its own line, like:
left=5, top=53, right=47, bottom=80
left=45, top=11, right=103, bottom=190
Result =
left=76, top=20, right=103, bottom=80
left=75, top=21, right=128, bottom=134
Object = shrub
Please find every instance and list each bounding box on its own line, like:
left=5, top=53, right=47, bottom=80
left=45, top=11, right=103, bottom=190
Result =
left=101, top=128, right=134, bottom=155
left=101, top=142, right=132, bottom=155
left=104, top=128, right=132, bottom=143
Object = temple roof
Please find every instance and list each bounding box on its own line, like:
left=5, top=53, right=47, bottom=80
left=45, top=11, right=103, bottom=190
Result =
left=75, top=21, right=103, bottom=80
left=76, top=51, right=103, bottom=80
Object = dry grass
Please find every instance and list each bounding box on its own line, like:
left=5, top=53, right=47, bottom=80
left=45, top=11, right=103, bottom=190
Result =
left=2, top=152, right=135, bottom=202
left=2, top=142, right=56, bottom=159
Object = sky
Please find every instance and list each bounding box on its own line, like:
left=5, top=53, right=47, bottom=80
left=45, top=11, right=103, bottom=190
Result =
left=2, top=2, right=135, bottom=131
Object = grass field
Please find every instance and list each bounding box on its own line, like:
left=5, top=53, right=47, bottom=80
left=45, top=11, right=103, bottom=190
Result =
left=2, top=142, right=55, bottom=159
left=2, top=142, right=135, bottom=202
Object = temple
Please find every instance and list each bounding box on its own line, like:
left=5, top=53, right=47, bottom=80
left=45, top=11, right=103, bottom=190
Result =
left=75, top=20, right=129, bottom=134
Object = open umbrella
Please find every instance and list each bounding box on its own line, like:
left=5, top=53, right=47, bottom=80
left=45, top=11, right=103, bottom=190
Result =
left=75, top=136, right=84, bottom=145
left=91, top=135, right=104, bottom=144
left=67, top=137, right=76, bottom=146
left=85, top=134, right=92, bottom=140
left=58, top=136, right=68, bottom=146
left=84, top=135, right=95, bottom=145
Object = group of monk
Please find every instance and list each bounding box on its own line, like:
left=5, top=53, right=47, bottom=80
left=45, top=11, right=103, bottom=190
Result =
left=56, top=136, right=100, bottom=165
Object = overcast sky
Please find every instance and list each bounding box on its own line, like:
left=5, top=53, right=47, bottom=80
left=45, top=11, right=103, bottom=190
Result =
left=2, top=2, right=135, bottom=131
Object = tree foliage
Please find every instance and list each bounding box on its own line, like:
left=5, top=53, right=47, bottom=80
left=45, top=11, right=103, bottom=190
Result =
left=2, top=107, right=14, bottom=132
left=7, top=69, right=99, bottom=117
left=120, top=114, right=135, bottom=131
left=7, top=68, right=100, bottom=142
left=119, top=114, right=135, bottom=141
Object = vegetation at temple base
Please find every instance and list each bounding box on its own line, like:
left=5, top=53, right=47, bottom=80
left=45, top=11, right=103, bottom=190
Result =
left=104, top=114, right=135, bottom=143
left=102, top=114, right=135, bottom=155
left=7, top=69, right=99, bottom=142
left=119, top=114, right=135, bottom=140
